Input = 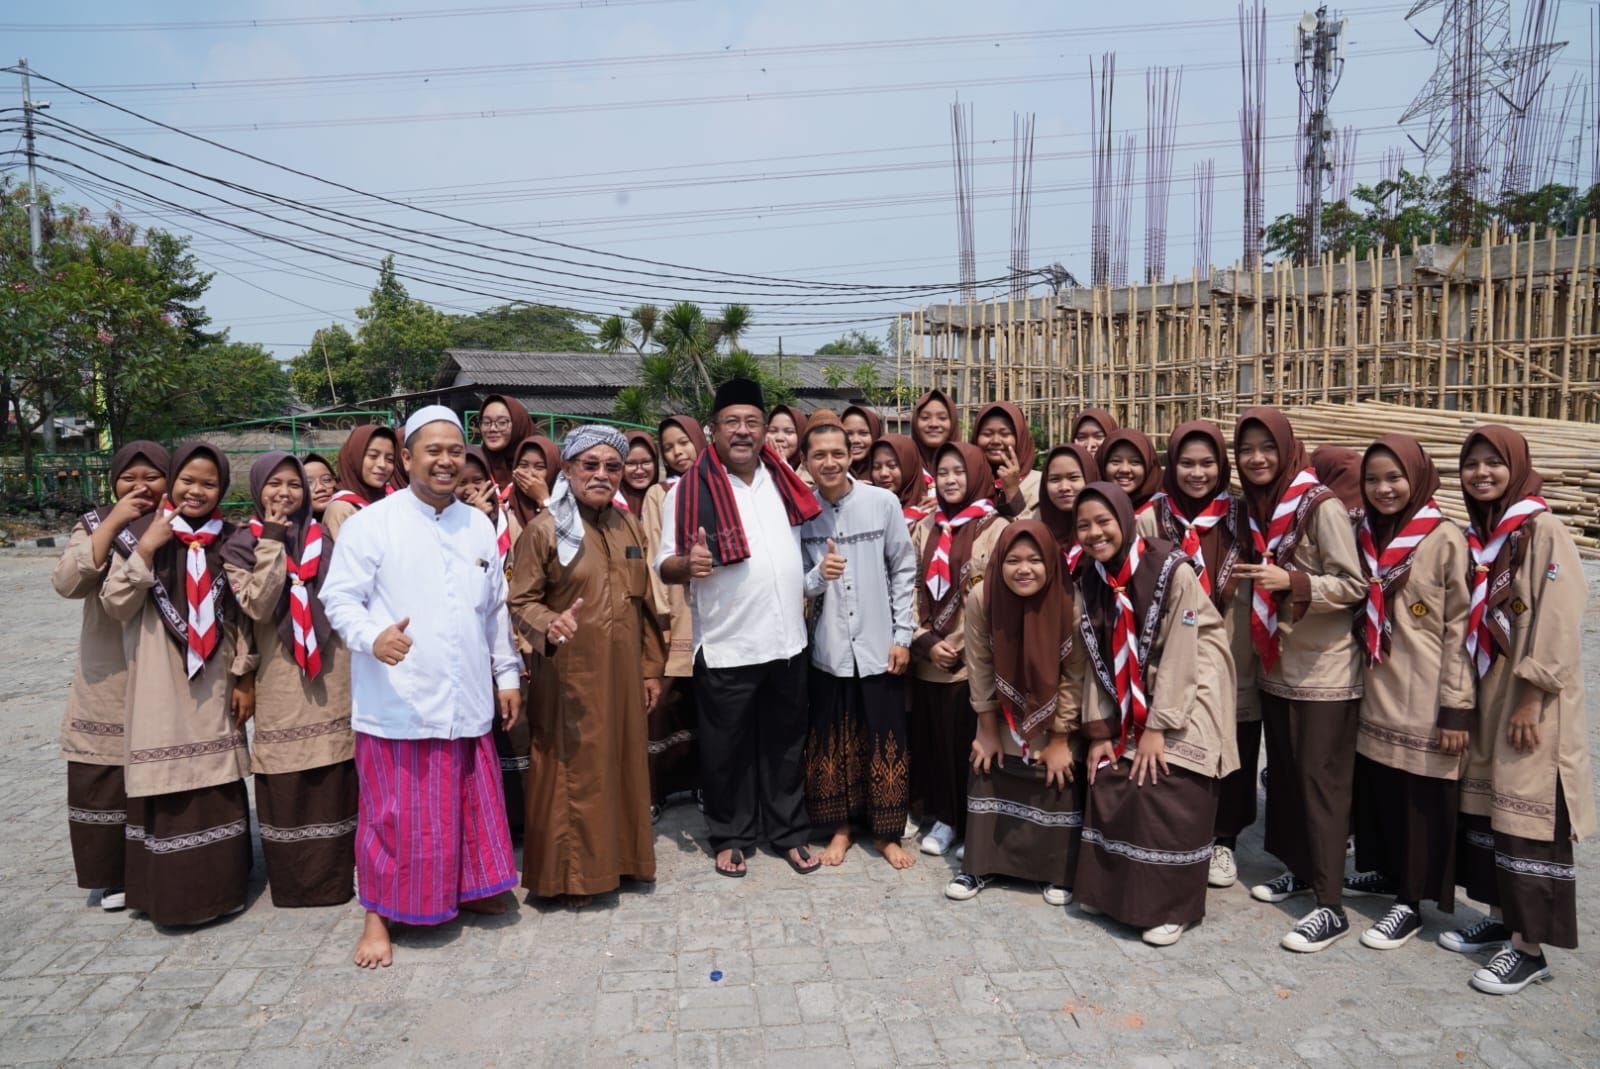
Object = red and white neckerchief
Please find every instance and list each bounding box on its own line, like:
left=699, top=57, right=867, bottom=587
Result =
left=166, top=499, right=225, bottom=679
left=328, top=489, right=368, bottom=510
left=903, top=503, right=931, bottom=525
left=1465, top=496, right=1548, bottom=678
left=249, top=516, right=325, bottom=677
left=1357, top=501, right=1444, bottom=665
left=923, top=500, right=997, bottom=601
left=1094, top=536, right=1148, bottom=757
left=1134, top=497, right=1156, bottom=517
left=1155, top=491, right=1231, bottom=596
left=1064, top=543, right=1083, bottom=573
left=1247, top=467, right=1320, bottom=672
left=612, top=490, right=632, bottom=512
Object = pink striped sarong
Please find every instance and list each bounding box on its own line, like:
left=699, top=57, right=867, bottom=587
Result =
left=354, top=731, right=517, bottom=925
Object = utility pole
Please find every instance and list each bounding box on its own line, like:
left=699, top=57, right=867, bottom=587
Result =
left=1295, top=9, right=1347, bottom=256
left=18, top=59, right=55, bottom=449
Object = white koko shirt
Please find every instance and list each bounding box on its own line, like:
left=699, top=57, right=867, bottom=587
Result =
left=320, top=488, right=522, bottom=740
left=654, top=463, right=808, bottom=670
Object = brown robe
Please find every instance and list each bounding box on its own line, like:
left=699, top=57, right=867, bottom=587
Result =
left=54, top=522, right=129, bottom=765
left=1460, top=511, right=1596, bottom=843
left=509, top=504, right=668, bottom=897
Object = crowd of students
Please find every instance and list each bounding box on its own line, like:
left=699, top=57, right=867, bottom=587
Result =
left=52, top=388, right=1591, bottom=995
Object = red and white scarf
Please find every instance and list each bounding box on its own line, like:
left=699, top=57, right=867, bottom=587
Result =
left=249, top=516, right=325, bottom=677
left=923, top=500, right=998, bottom=601
left=168, top=502, right=225, bottom=679
left=1356, top=502, right=1443, bottom=665
left=1247, top=467, right=1320, bottom=672
left=1465, top=496, right=1548, bottom=678
left=1094, top=537, right=1148, bottom=757
left=1154, top=490, right=1231, bottom=596
left=328, top=489, right=369, bottom=510
left=903, top=503, right=931, bottom=525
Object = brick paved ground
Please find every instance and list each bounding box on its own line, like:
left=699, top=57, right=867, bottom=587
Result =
left=1, top=549, right=1597, bottom=1067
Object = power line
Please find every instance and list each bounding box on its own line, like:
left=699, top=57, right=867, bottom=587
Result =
left=0, top=0, right=688, bottom=33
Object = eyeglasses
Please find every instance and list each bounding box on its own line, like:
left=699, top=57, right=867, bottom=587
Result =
left=718, top=417, right=765, bottom=432
left=577, top=459, right=625, bottom=475
left=624, top=459, right=656, bottom=470
left=310, top=474, right=337, bottom=487
left=480, top=418, right=513, bottom=430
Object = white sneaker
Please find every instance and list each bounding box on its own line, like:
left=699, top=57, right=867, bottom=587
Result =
left=903, top=815, right=920, bottom=840
left=944, top=873, right=988, bottom=901
left=1041, top=884, right=1072, bottom=906
left=1078, top=902, right=1103, bottom=916
left=955, top=843, right=965, bottom=862
left=1142, top=922, right=1187, bottom=947
left=920, top=821, right=956, bottom=856
left=1207, top=844, right=1237, bottom=888
left=99, top=889, right=126, bottom=912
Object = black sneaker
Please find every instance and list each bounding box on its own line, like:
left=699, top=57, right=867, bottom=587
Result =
left=1249, top=871, right=1312, bottom=903
left=1360, top=904, right=1422, bottom=950
left=650, top=804, right=662, bottom=825
left=944, top=873, right=989, bottom=901
left=1281, top=906, right=1351, bottom=953
left=1439, top=917, right=1513, bottom=954
left=1342, top=870, right=1394, bottom=898
left=1470, top=948, right=1553, bottom=995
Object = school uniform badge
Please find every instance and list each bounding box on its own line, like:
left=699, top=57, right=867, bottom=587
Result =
left=1511, top=597, right=1528, bottom=616
left=1180, top=608, right=1198, bottom=626
left=1409, top=601, right=1428, bottom=617
left=1545, top=562, right=1560, bottom=582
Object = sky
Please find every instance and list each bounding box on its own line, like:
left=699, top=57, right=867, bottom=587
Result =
left=5, top=0, right=1597, bottom=361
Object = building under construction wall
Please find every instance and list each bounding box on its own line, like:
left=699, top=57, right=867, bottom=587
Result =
left=896, top=226, right=1600, bottom=449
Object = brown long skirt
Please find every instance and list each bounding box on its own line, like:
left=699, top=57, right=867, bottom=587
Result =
left=805, top=670, right=909, bottom=842
left=962, top=760, right=1083, bottom=886
left=493, top=709, right=531, bottom=837
left=1262, top=693, right=1358, bottom=906
left=1076, top=762, right=1218, bottom=929
left=256, top=761, right=357, bottom=908
left=125, top=781, right=251, bottom=927
left=1457, top=783, right=1578, bottom=949
left=1214, top=718, right=1262, bottom=844
left=1352, top=755, right=1457, bottom=910
left=67, top=762, right=126, bottom=889
left=909, top=678, right=976, bottom=836
left=648, top=676, right=701, bottom=808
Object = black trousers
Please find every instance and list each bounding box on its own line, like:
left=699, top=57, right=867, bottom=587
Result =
left=693, top=651, right=810, bottom=854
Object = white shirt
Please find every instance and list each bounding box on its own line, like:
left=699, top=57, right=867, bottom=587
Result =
left=654, top=464, right=807, bottom=669
left=320, top=488, right=522, bottom=740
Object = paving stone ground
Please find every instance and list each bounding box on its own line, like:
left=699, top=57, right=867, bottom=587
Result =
left=2, top=548, right=1598, bottom=1067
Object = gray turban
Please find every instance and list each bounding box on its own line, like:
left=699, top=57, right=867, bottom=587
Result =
left=561, top=424, right=629, bottom=462
left=548, top=424, right=631, bottom=567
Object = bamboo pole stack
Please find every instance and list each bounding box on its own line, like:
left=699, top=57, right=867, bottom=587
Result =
left=1252, top=401, right=1600, bottom=553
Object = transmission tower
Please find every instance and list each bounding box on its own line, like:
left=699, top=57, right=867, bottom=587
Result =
left=1295, top=7, right=1348, bottom=256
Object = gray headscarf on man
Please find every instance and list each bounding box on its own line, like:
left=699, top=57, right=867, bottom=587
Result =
left=548, top=424, right=632, bottom=566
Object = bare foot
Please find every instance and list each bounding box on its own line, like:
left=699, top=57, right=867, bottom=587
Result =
left=460, top=893, right=510, bottom=915
left=353, top=911, right=392, bottom=969
left=877, top=839, right=916, bottom=870
left=820, top=829, right=852, bottom=866
left=716, top=848, right=747, bottom=876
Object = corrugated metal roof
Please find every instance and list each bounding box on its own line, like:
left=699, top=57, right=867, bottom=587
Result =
left=437, top=349, right=896, bottom=392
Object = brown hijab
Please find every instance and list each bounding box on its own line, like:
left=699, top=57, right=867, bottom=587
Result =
left=334, top=424, right=397, bottom=504
left=1158, top=421, right=1240, bottom=607
left=872, top=434, right=928, bottom=514
left=911, top=388, right=957, bottom=476
left=1460, top=425, right=1546, bottom=659
left=220, top=451, right=333, bottom=668
left=767, top=404, right=810, bottom=468
left=387, top=423, right=411, bottom=491
left=1234, top=406, right=1326, bottom=549
left=620, top=431, right=660, bottom=515
left=87, top=438, right=170, bottom=527
left=970, top=400, right=1037, bottom=479
left=1036, top=444, right=1099, bottom=557
left=916, top=441, right=1002, bottom=635
left=1364, top=434, right=1441, bottom=551
left=509, top=435, right=562, bottom=526
left=985, top=519, right=1075, bottom=741
left=1098, top=428, right=1163, bottom=508
left=657, top=413, right=708, bottom=478
left=1312, top=444, right=1365, bottom=522
left=480, top=394, right=536, bottom=488
left=841, top=404, right=884, bottom=477
left=152, top=442, right=235, bottom=657
left=1071, top=407, right=1120, bottom=450
left=301, top=452, right=334, bottom=519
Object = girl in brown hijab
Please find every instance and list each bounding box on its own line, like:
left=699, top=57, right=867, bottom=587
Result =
left=911, top=388, right=956, bottom=493
left=508, top=435, right=562, bottom=528
left=100, top=443, right=254, bottom=926
left=869, top=434, right=932, bottom=526
left=1070, top=483, right=1237, bottom=946
left=302, top=453, right=337, bottom=520
left=765, top=404, right=809, bottom=471
left=477, top=394, right=536, bottom=488
left=221, top=452, right=356, bottom=909
left=840, top=404, right=883, bottom=479
left=1312, top=444, right=1365, bottom=525
left=1443, top=426, right=1594, bottom=995
left=908, top=442, right=1009, bottom=858
left=1037, top=444, right=1098, bottom=561
left=944, top=520, right=1082, bottom=906
left=970, top=400, right=1039, bottom=516
left=1071, top=407, right=1119, bottom=456
left=1140, top=421, right=1255, bottom=889
left=322, top=425, right=398, bottom=538
left=619, top=431, right=660, bottom=517
left=1231, top=407, right=1367, bottom=953
left=1098, top=428, right=1163, bottom=512
left=54, top=440, right=170, bottom=910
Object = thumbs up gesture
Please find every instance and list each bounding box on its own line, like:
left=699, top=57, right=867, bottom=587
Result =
left=374, top=617, right=413, bottom=665
left=548, top=597, right=584, bottom=648
left=820, top=537, right=847, bottom=581
left=688, top=527, right=714, bottom=578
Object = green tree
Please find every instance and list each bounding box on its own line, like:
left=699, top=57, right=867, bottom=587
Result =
left=814, top=329, right=884, bottom=357
left=610, top=301, right=796, bottom=424
left=447, top=302, right=595, bottom=352
left=153, top=340, right=293, bottom=438
left=356, top=256, right=451, bottom=398
left=288, top=324, right=367, bottom=409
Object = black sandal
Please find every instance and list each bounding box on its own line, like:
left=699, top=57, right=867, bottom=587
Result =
left=784, top=845, right=821, bottom=875
left=715, top=849, right=747, bottom=878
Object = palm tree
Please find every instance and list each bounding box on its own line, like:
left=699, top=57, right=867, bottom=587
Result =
left=629, top=304, right=660, bottom=352
left=597, top=314, right=629, bottom=354
left=715, top=303, right=751, bottom=351
left=657, top=301, right=716, bottom=397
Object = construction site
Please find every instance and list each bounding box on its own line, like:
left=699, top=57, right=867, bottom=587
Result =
left=897, top=0, right=1600, bottom=548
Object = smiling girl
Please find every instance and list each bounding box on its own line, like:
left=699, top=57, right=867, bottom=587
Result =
left=1097, top=428, right=1163, bottom=513
left=322, top=426, right=399, bottom=539
left=970, top=401, right=1039, bottom=517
